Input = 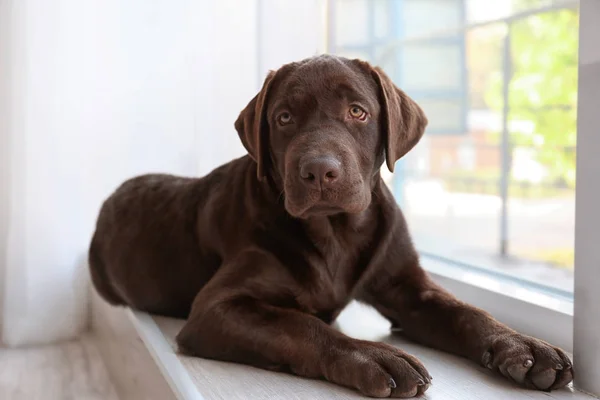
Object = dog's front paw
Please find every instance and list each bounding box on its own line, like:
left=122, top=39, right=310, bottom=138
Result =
left=324, top=340, right=431, bottom=398
left=481, top=333, right=573, bottom=391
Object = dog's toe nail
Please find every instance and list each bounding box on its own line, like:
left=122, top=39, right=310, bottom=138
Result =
left=487, top=363, right=493, bottom=370
left=482, top=351, right=492, bottom=366
left=523, top=359, right=534, bottom=368
left=389, top=378, right=397, bottom=388
left=417, top=379, right=425, bottom=386
left=555, top=364, right=563, bottom=370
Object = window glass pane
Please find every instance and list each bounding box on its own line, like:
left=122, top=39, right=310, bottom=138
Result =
left=416, top=99, right=465, bottom=132
left=400, top=45, right=464, bottom=91
left=402, top=0, right=463, bottom=37
left=505, top=8, right=578, bottom=290
left=466, top=0, right=566, bottom=24
left=329, top=0, right=579, bottom=293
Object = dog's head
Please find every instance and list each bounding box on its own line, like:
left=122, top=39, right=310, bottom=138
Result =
left=235, top=55, right=427, bottom=218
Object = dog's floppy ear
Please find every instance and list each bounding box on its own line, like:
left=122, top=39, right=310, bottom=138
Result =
left=371, top=66, right=428, bottom=172
left=235, top=71, right=276, bottom=180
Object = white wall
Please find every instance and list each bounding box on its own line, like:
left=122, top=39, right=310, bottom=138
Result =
left=258, top=0, right=326, bottom=72
left=0, top=0, right=13, bottom=338
left=2, top=0, right=210, bottom=346
left=0, top=0, right=324, bottom=346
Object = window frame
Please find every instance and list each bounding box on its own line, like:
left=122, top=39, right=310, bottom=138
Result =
left=423, top=255, right=573, bottom=352
left=573, top=0, right=600, bottom=394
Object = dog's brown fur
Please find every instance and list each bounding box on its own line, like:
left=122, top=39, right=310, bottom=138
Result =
left=89, top=55, right=573, bottom=398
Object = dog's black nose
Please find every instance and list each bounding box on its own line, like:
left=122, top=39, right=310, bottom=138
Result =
left=300, top=156, right=342, bottom=189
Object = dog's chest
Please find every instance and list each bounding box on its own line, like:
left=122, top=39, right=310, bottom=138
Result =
left=296, top=232, right=370, bottom=322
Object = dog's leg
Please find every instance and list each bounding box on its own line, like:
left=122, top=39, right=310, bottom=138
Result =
left=176, top=252, right=431, bottom=398
left=358, top=254, right=573, bottom=391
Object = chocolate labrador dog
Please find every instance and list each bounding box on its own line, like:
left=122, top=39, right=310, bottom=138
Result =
left=89, top=55, right=573, bottom=398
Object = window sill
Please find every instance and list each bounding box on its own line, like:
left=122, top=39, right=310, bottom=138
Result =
left=422, top=254, right=574, bottom=352
left=118, top=301, right=593, bottom=400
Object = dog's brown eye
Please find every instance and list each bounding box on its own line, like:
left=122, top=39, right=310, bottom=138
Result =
left=349, top=106, right=367, bottom=121
left=278, top=112, right=292, bottom=125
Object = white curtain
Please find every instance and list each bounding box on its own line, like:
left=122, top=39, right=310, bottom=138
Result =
left=0, top=0, right=323, bottom=346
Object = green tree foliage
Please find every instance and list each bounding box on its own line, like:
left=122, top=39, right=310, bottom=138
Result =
left=486, top=9, right=578, bottom=187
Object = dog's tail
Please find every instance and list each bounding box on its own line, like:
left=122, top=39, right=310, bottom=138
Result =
left=88, top=235, right=124, bottom=306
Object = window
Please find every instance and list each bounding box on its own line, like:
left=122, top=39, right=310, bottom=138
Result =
left=328, top=0, right=579, bottom=297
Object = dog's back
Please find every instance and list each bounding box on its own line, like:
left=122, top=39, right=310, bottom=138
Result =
left=88, top=157, right=257, bottom=317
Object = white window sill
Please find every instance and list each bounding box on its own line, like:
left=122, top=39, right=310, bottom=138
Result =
left=91, top=253, right=584, bottom=399
left=421, top=254, right=574, bottom=353
left=123, top=301, right=593, bottom=400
